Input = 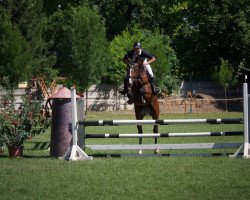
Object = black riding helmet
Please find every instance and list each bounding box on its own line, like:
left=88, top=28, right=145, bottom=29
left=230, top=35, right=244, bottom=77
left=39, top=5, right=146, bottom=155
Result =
left=133, top=42, right=142, bottom=48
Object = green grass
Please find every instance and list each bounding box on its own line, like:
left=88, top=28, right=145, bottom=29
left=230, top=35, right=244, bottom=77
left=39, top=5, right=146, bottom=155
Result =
left=1, top=111, right=250, bottom=200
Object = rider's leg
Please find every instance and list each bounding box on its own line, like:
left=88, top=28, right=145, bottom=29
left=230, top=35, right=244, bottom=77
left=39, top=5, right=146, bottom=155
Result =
left=144, top=64, right=161, bottom=95
left=149, top=77, right=161, bottom=95
left=127, top=89, right=134, bottom=104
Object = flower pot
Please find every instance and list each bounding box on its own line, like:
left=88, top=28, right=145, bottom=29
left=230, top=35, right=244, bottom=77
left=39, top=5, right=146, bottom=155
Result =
left=8, top=146, right=23, bottom=157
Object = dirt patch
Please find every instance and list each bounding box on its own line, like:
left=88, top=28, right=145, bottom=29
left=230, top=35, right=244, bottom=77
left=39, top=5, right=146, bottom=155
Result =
left=158, top=94, right=243, bottom=114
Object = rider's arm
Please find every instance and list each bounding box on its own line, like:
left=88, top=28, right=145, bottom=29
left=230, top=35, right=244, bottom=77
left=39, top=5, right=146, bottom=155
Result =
left=144, top=57, right=156, bottom=65
left=123, top=50, right=133, bottom=65
left=122, top=56, right=129, bottom=64
left=141, top=50, right=156, bottom=65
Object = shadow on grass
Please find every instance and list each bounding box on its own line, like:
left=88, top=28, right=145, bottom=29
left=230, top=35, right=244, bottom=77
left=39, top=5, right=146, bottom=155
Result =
left=0, top=154, right=50, bottom=159
left=25, top=141, right=50, bottom=150
left=22, top=155, right=51, bottom=159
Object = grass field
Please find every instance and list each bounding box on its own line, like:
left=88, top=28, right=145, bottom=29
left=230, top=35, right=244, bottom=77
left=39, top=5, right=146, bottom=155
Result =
left=1, top=111, right=250, bottom=200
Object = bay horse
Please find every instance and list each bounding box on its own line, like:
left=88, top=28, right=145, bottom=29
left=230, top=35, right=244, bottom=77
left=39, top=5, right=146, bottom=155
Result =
left=126, top=58, right=160, bottom=154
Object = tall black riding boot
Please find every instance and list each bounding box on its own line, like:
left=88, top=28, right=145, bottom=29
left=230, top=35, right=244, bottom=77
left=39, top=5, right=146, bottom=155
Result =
left=119, top=78, right=128, bottom=95
left=150, top=77, right=161, bottom=96
left=127, top=91, right=134, bottom=104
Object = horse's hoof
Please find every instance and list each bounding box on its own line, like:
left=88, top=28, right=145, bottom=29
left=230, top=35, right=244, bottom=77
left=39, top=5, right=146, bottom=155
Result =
left=154, top=149, right=160, bottom=154
left=139, top=150, right=143, bottom=154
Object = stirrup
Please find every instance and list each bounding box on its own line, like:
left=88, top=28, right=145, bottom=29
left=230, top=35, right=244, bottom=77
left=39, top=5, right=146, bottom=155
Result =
left=153, top=87, right=161, bottom=96
left=127, top=99, right=134, bottom=104
left=118, top=89, right=127, bottom=95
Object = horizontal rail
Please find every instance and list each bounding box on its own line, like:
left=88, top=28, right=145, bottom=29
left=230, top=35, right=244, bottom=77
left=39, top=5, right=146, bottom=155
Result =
left=79, top=118, right=243, bottom=126
left=89, top=153, right=239, bottom=158
left=85, top=131, right=243, bottom=138
left=86, top=143, right=242, bottom=150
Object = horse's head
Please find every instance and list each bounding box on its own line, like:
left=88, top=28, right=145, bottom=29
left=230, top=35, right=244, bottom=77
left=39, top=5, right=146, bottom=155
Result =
left=128, top=57, right=145, bottom=78
left=126, top=57, right=152, bottom=106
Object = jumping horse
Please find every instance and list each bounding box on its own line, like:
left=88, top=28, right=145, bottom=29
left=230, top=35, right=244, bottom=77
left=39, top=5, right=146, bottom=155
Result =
left=126, top=58, right=160, bottom=154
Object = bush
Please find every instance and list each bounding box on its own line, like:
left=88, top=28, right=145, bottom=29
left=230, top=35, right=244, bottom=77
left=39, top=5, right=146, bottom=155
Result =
left=0, top=85, right=50, bottom=147
left=107, top=27, right=180, bottom=94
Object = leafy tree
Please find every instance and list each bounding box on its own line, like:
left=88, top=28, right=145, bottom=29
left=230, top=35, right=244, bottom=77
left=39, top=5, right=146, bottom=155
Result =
left=43, top=0, right=89, bottom=15
left=0, top=19, right=32, bottom=88
left=106, top=27, right=142, bottom=85
left=107, top=27, right=180, bottom=93
left=89, top=0, right=190, bottom=40
left=174, top=0, right=250, bottom=80
left=47, top=6, right=108, bottom=91
left=0, top=0, right=57, bottom=80
left=212, top=58, right=237, bottom=111
left=92, top=0, right=249, bottom=83
left=89, top=0, right=139, bottom=40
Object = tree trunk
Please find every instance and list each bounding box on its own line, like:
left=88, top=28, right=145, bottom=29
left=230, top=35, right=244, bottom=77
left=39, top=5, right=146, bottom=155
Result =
left=224, top=87, right=228, bottom=112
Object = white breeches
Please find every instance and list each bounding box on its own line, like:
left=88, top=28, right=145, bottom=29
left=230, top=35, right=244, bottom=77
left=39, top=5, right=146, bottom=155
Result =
left=144, top=64, right=154, bottom=78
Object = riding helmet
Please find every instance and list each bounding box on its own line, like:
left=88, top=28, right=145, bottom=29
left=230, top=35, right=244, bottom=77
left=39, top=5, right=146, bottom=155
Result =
left=133, top=42, right=142, bottom=48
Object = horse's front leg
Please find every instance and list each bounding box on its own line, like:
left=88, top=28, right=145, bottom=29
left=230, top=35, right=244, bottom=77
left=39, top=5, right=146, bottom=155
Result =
left=137, top=124, right=143, bottom=154
left=153, top=124, right=160, bottom=154
left=135, top=105, right=143, bottom=154
left=152, top=98, right=160, bottom=154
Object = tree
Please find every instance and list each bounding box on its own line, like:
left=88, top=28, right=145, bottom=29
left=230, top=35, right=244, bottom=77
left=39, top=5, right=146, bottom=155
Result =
left=92, top=0, right=249, bottom=82
left=0, top=19, right=32, bottom=88
left=107, top=27, right=180, bottom=93
left=43, top=0, right=89, bottom=15
left=89, top=0, right=190, bottom=40
left=89, top=0, right=139, bottom=40
left=212, top=58, right=237, bottom=112
left=0, top=0, right=57, bottom=80
left=174, top=0, right=250, bottom=80
left=47, top=5, right=108, bottom=91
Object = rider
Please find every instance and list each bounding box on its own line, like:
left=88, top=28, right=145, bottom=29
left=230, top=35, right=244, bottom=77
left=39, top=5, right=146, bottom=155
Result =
left=119, top=42, right=161, bottom=103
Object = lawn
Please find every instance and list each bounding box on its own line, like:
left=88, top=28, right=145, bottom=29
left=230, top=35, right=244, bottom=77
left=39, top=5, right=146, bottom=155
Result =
left=0, top=111, right=250, bottom=200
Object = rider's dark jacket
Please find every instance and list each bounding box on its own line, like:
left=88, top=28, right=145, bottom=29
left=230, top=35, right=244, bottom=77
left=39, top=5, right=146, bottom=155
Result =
left=124, top=49, right=154, bottom=63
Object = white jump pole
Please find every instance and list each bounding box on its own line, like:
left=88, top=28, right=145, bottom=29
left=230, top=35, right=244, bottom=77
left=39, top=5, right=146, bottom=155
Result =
left=243, top=82, right=250, bottom=158
left=61, top=86, right=92, bottom=161
left=64, top=83, right=249, bottom=159
left=230, top=82, right=250, bottom=158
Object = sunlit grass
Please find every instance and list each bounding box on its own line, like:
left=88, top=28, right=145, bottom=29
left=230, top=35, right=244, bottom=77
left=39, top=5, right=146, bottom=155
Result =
left=0, top=111, right=249, bottom=200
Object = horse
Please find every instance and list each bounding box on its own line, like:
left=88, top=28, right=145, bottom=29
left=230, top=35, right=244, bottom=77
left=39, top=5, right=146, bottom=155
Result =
left=126, top=58, right=160, bottom=154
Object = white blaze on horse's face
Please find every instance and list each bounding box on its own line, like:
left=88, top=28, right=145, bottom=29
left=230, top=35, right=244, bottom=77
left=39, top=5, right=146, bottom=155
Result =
left=129, top=63, right=140, bottom=77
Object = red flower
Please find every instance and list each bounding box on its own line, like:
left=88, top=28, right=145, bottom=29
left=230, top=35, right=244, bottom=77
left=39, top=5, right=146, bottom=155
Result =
left=11, top=120, right=18, bottom=126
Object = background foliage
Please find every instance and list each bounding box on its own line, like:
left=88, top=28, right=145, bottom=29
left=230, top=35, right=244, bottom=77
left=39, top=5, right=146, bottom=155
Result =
left=0, top=18, right=32, bottom=88
left=0, top=0, right=249, bottom=93
left=107, top=27, right=180, bottom=91
left=46, top=6, right=108, bottom=91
